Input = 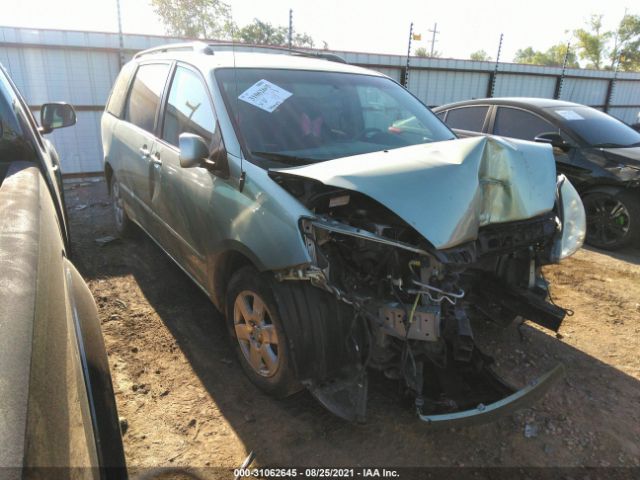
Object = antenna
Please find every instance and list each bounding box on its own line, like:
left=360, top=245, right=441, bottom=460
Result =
left=230, top=10, right=246, bottom=192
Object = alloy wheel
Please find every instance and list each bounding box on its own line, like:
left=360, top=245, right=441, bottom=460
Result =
left=584, top=193, right=631, bottom=247
left=233, top=290, right=280, bottom=377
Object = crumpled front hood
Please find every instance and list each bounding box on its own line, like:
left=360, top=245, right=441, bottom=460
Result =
left=272, top=136, right=557, bottom=249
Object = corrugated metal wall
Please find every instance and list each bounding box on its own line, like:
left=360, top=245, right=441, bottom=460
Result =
left=410, top=71, right=490, bottom=105
left=1, top=26, right=639, bottom=175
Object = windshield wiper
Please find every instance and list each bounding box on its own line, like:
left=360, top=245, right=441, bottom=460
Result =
left=252, top=151, right=316, bottom=166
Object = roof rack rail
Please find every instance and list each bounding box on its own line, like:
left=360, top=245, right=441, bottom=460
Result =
left=290, top=51, right=347, bottom=64
left=133, top=41, right=348, bottom=64
left=204, top=42, right=347, bottom=64
left=134, top=41, right=213, bottom=59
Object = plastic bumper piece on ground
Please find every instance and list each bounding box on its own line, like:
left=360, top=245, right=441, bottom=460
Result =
left=417, top=363, right=565, bottom=427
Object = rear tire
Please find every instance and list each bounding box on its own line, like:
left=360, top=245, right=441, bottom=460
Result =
left=583, top=187, right=640, bottom=250
left=110, top=176, right=135, bottom=237
left=225, top=266, right=301, bottom=398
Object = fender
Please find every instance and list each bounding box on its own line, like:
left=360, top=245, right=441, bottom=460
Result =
left=64, top=259, right=127, bottom=474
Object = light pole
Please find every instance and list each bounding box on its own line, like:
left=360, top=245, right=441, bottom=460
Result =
left=116, top=0, right=125, bottom=68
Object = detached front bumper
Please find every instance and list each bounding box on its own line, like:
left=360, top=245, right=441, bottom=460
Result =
left=417, top=364, right=565, bottom=427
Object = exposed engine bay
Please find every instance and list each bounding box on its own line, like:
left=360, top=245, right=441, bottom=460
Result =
left=267, top=137, right=586, bottom=424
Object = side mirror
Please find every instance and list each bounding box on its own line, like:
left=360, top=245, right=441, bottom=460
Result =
left=178, top=123, right=228, bottom=176
left=178, top=133, right=209, bottom=168
left=40, top=103, right=76, bottom=134
left=534, top=132, right=569, bottom=151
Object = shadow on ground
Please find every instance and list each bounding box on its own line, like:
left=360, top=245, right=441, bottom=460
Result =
left=583, top=244, right=640, bottom=266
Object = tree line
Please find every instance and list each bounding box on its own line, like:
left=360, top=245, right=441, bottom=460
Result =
left=151, top=0, right=315, bottom=48
left=467, top=13, right=640, bottom=71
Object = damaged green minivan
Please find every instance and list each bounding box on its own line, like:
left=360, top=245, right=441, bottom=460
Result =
left=101, top=43, right=586, bottom=425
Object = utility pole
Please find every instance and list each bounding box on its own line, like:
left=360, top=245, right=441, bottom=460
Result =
left=288, top=9, right=293, bottom=51
left=116, top=0, right=125, bottom=68
left=487, top=33, right=503, bottom=98
left=404, top=22, right=414, bottom=88
left=428, top=22, right=440, bottom=57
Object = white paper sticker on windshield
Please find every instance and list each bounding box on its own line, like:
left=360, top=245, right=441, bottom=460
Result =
left=555, top=110, right=584, bottom=121
left=238, top=79, right=292, bottom=113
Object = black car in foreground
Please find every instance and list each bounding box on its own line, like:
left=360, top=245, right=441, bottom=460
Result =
left=0, top=64, right=126, bottom=479
left=433, top=98, right=640, bottom=250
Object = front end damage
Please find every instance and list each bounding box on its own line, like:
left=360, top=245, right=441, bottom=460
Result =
left=269, top=136, right=586, bottom=425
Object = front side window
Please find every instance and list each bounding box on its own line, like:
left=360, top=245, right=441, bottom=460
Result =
left=216, top=68, right=454, bottom=165
left=124, top=63, right=170, bottom=133
left=493, top=107, right=556, bottom=141
left=445, top=106, right=489, bottom=132
left=162, top=66, right=216, bottom=147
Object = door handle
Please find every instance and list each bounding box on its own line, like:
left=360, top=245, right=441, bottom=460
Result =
left=139, top=146, right=150, bottom=159
left=151, top=152, right=162, bottom=166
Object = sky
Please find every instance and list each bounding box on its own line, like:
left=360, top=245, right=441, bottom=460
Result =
left=1, top=0, right=635, bottom=63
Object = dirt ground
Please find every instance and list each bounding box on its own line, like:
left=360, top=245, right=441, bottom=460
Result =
left=65, top=178, right=640, bottom=474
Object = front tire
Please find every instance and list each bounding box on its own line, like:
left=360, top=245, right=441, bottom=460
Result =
left=225, top=266, right=301, bottom=398
left=583, top=187, right=640, bottom=250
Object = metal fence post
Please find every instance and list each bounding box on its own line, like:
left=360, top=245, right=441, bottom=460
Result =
left=404, top=22, right=413, bottom=88
left=487, top=33, right=503, bottom=98
left=554, top=41, right=571, bottom=100
left=605, top=53, right=621, bottom=113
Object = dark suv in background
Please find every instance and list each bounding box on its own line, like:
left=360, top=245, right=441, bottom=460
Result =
left=434, top=98, right=640, bottom=250
left=0, top=64, right=126, bottom=479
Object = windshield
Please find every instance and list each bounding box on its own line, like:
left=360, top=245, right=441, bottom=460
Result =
left=215, top=68, right=454, bottom=165
left=546, top=106, right=640, bottom=148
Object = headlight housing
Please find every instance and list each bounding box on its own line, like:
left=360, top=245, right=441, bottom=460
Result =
left=551, top=175, right=586, bottom=261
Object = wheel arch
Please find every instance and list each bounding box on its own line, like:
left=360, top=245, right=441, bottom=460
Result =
left=582, top=183, right=623, bottom=196
left=210, top=245, right=262, bottom=311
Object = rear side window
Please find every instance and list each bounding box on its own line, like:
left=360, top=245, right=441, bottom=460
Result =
left=493, top=107, right=556, bottom=141
left=106, top=61, right=137, bottom=118
left=445, top=106, right=488, bottom=132
left=162, top=66, right=216, bottom=147
left=124, top=63, right=170, bottom=133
